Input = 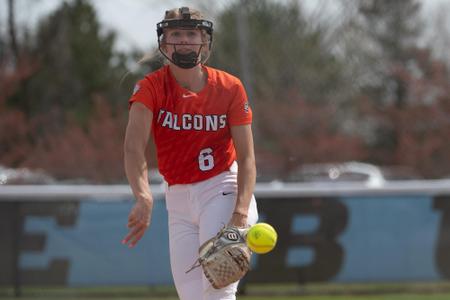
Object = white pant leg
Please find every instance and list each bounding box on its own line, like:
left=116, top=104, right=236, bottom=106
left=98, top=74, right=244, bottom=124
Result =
left=194, top=171, right=259, bottom=300
left=166, top=167, right=259, bottom=300
left=166, top=185, right=203, bottom=300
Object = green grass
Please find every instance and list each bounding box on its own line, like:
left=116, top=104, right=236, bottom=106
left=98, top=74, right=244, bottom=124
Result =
left=2, top=295, right=450, bottom=300
left=244, top=296, right=450, bottom=300
left=2, top=282, right=450, bottom=299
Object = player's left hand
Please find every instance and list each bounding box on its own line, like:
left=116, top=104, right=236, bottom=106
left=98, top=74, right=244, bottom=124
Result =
left=122, top=200, right=153, bottom=248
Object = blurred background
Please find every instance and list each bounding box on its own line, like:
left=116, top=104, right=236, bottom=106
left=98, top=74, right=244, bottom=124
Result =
left=1, top=0, right=450, bottom=184
left=1, top=0, right=450, bottom=299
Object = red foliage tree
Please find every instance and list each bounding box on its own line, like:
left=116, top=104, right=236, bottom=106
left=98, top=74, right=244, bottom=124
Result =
left=21, top=96, right=129, bottom=183
left=0, top=57, right=37, bottom=166
left=356, top=48, right=450, bottom=178
left=256, top=97, right=367, bottom=178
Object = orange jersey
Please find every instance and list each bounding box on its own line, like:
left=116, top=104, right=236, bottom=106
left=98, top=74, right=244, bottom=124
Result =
left=129, top=65, right=252, bottom=185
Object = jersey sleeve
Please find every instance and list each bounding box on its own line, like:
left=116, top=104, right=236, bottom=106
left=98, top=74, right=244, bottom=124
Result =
left=228, top=81, right=253, bottom=126
left=128, top=78, right=157, bottom=112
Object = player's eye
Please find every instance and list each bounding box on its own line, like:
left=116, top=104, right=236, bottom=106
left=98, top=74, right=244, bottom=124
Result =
left=187, top=31, right=198, bottom=37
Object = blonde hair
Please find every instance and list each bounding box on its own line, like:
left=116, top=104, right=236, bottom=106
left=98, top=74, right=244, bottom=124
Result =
left=164, top=7, right=204, bottom=20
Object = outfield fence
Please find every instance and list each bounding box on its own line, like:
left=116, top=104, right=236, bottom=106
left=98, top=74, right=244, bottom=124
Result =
left=2, top=181, right=450, bottom=294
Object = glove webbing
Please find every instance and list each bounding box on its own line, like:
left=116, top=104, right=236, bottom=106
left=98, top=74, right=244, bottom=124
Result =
left=228, top=249, right=249, bottom=271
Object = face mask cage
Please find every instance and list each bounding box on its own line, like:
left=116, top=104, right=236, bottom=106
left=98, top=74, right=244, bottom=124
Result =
left=157, top=19, right=213, bottom=47
left=156, top=7, right=214, bottom=68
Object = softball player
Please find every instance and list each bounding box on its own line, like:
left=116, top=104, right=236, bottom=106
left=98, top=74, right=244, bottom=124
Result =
left=122, top=7, right=258, bottom=300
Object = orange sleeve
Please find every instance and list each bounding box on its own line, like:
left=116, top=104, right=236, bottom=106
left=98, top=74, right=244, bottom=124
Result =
left=228, top=81, right=253, bottom=126
left=128, top=78, right=157, bottom=112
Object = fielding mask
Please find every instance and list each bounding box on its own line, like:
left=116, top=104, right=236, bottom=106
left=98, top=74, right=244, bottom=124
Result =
left=156, top=7, right=213, bottom=69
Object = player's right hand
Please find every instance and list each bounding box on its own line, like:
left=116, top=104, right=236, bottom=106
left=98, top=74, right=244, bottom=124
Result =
left=122, top=199, right=153, bottom=248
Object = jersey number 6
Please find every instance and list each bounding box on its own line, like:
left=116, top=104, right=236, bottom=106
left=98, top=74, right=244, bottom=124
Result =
left=198, top=148, right=214, bottom=171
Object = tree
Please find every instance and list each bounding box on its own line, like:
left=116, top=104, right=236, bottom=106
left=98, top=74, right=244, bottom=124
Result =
left=209, top=0, right=360, bottom=176
left=423, top=1, right=450, bottom=68
left=0, top=50, right=36, bottom=167
left=330, top=0, right=426, bottom=166
left=22, top=95, right=128, bottom=183
left=7, top=0, right=19, bottom=64
left=7, top=0, right=133, bottom=127
left=354, top=48, right=450, bottom=177
left=357, top=0, right=422, bottom=107
left=1, top=0, right=137, bottom=182
left=212, top=0, right=347, bottom=105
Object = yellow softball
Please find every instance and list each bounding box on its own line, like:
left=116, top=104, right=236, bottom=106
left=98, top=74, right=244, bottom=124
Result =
left=246, top=223, right=277, bottom=254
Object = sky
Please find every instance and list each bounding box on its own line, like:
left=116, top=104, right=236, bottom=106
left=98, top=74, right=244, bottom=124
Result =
left=0, top=0, right=449, bottom=53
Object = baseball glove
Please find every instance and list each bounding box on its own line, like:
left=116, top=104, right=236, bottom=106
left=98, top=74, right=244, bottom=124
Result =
left=186, top=225, right=251, bottom=289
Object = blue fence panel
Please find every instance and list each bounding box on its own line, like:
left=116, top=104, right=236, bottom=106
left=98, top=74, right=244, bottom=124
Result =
left=1, top=184, right=450, bottom=286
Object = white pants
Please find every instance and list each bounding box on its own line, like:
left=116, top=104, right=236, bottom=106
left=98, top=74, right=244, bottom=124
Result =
left=165, top=164, right=258, bottom=300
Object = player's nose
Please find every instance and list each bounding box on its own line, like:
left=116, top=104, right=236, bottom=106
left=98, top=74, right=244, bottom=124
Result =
left=174, top=31, right=187, bottom=43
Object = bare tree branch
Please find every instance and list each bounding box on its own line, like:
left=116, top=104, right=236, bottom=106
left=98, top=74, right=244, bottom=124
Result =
left=7, top=0, right=19, bottom=64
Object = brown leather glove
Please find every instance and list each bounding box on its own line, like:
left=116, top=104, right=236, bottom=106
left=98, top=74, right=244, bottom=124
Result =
left=187, top=226, right=251, bottom=289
